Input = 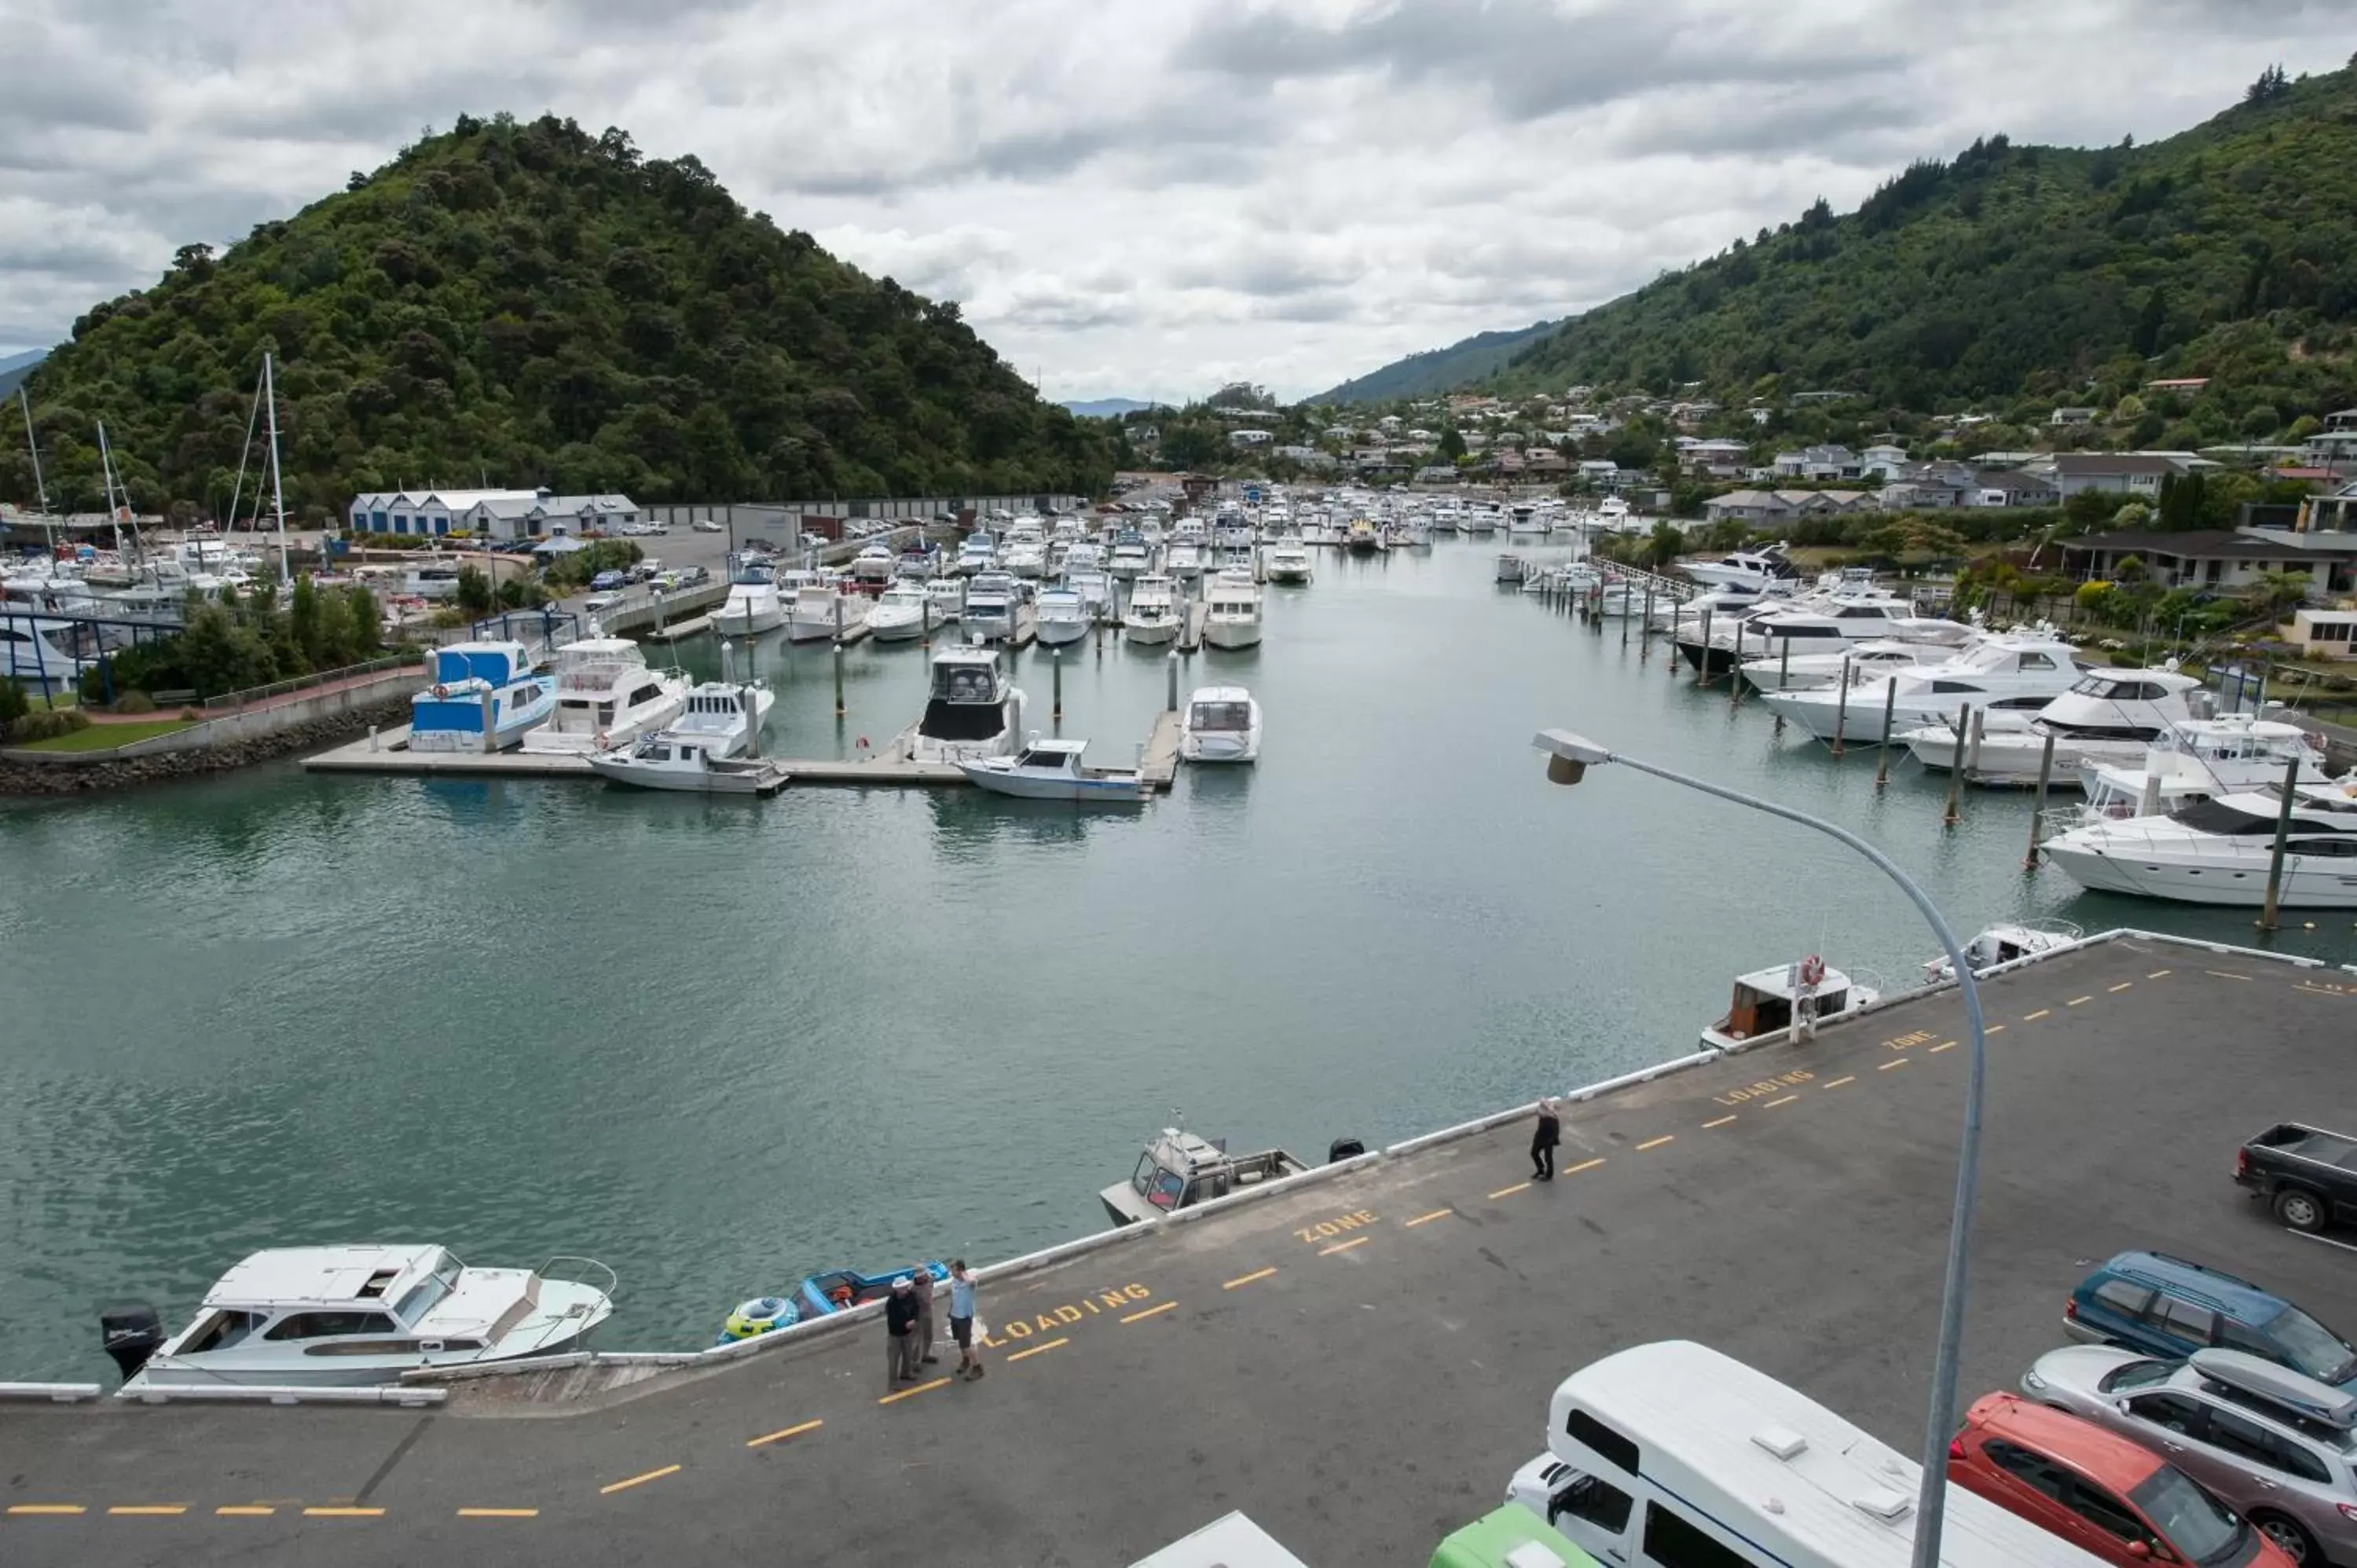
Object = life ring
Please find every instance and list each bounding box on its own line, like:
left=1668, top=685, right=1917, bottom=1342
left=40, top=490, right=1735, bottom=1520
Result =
left=1798, top=955, right=1826, bottom=988
left=431, top=683, right=449, bottom=698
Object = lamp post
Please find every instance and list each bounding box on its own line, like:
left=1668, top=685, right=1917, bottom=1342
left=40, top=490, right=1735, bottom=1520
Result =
left=1531, top=728, right=1987, bottom=1568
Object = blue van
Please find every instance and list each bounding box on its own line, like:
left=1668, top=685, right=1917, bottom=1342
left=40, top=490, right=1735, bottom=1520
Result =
left=2064, top=1249, right=2357, bottom=1390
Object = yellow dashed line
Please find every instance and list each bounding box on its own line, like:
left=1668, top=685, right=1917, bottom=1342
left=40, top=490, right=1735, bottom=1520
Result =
left=1763, top=1094, right=1799, bottom=1108
left=1222, top=1266, right=1278, bottom=1291
left=1879, top=1058, right=1908, bottom=1071
left=1703, top=1115, right=1737, bottom=1128
left=214, top=1506, right=277, bottom=1517
left=2109, top=982, right=2134, bottom=992
left=598, top=1465, right=681, bottom=1495
left=2148, top=969, right=2172, bottom=978
left=877, top=1377, right=952, bottom=1405
left=1319, top=1235, right=1370, bottom=1255
left=457, top=1508, right=541, bottom=1519
left=302, top=1507, right=384, bottom=1519
left=108, top=1506, right=189, bottom=1517
left=1403, top=1208, right=1453, bottom=1228
left=1985, top=1024, right=2006, bottom=1034
left=1564, top=1156, right=1605, bottom=1175
left=2066, top=995, right=2092, bottom=1006
left=2024, top=1009, right=2051, bottom=1021
left=7, top=1505, right=87, bottom=1516
left=1822, top=1075, right=1856, bottom=1089
left=1635, top=1135, right=1674, bottom=1152
left=1930, top=1041, right=1958, bottom=1053
left=746, top=1419, right=823, bottom=1449
left=1488, top=1181, right=1530, bottom=1200
left=1120, top=1300, right=1177, bottom=1324
left=1006, top=1336, right=1069, bottom=1363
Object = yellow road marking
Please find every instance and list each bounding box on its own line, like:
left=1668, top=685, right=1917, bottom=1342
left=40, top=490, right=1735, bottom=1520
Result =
left=598, top=1465, right=681, bottom=1495
left=302, top=1507, right=384, bottom=1518
left=2206, top=970, right=2250, bottom=982
left=1120, top=1300, right=1178, bottom=1324
left=877, top=1377, right=952, bottom=1405
left=1006, top=1336, right=1069, bottom=1363
left=457, top=1508, right=541, bottom=1519
left=1930, top=1041, right=1958, bottom=1053
left=215, top=1506, right=277, bottom=1517
left=1403, top=1208, right=1453, bottom=1227
left=2148, top=969, right=2172, bottom=978
left=1222, top=1266, right=1277, bottom=1291
left=7, top=1505, right=88, bottom=1516
left=1763, top=1094, right=1798, bottom=1107
left=1985, top=1024, right=2006, bottom=1034
left=746, top=1419, right=823, bottom=1449
left=108, top=1506, right=189, bottom=1516
left=1487, top=1181, right=1530, bottom=1199
left=2023, top=1009, right=2051, bottom=1021
left=1319, top=1235, right=1370, bottom=1255
left=1822, top=1075, right=1856, bottom=1089
left=1563, top=1157, right=1605, bottom=1175
left=1635, top=1135, right=1674, bottom=1152
left=1703, top=1115, right=1736, bottom=1129
left=2066, top=995, right=2091, bottom=1006
left=1879, top=1058, right=1908, bottom=1070
left=2109, top=982, right=2134, bottom=992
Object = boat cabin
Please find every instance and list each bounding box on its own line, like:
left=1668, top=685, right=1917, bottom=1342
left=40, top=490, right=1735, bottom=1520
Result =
left=1187, top=690, right=1255, bottom=735
left=170, top=1245, right=480, bottom=1359
left=1102, top=1129, right=1309, bottom=1225
left=1713, top=963, right=1853, bottom=1043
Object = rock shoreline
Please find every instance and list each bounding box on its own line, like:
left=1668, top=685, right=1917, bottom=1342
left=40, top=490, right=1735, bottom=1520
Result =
left=0, top=697, right=412, bottom=796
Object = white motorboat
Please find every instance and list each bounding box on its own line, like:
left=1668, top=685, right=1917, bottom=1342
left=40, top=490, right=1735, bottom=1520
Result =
left=1760, top=635, right=2082, bottom=743
left=1464, top=504, right=1499, bottom=536
left=1344, top=518, right=1384, bottom=554
left=1495, top=553, right=1527, bottom=584
left=786, top=580, right=869, bottom=643
left=1102, top=1127, right=1308, bottom=1226
left=409, top=643, right=555, bottom=753
left=1167, top=540, right=1206, bottom=580
left=1064, top=540, right=1106, bottom=579
left=962, top=572, right=1019, bottom=641
left=1066, top=568, right=1116, bottom=623
left=1700, top=958, right=1879, bottom=1050
left=1003, top=530, right=1048, bottom=580
left=1681, top=542, right=1801, bottom=594
left=585, top=683, right=782, bottom=793
left=868, top=582, right=939, bottom=643
left=1124, top=574, right=1182, bottom=645
left=1506, top=503, right=1549, bottom=535
left=1922, top=920, right=2084, bottom=982
left=955, top=531, right=997, bottom=577
left=1201, top=571, right=1263, bottom=650
left=0, top=610, right=97, bottom=692
left=849, top=543, right=896, bottom=584
left=2076, top=715, right=2332, bottom=818
left=926, top=577, right=966, bottom=624
left=522, top=636, right=687, bottom=754
left=1683, top=592, right=1934, bottom=676
left=2041, top=782, right=2357, bottom=907
left=1739, top=636, right=1963, bottom=694
left=1109, top=533, right=1151, bottom=581
left=1180, top=685, right=1260, bottom=764
left=1653, top=584, right=1772, bottom=634
left=713, top=559, right=786, bottom=636
left=895, top=544, right=940, bottom=580
left=1903, top=667, right=2206, bottom=781
left=908, top=645, right=1026, bottom=764
left=959, top=736, right=1149, bottom=803
left=1263, top=540, right=1314, bottom=584
left=117, top=1244, right=616, bottom=1390
left=1034, top=586, right=1091, bottom=647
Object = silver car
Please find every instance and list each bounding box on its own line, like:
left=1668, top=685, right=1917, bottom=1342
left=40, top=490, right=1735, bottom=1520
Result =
left=2023, top=1344, right=2357, bottom=1565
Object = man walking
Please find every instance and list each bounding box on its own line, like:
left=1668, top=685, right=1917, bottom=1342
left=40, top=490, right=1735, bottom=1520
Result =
left=948, top=1258, right=984, bottom=1381
left=911, top=1266, right=940, bottom=1367
left=885, top=1276, right=922, bottom=1386
left=1531, top=1097, right=1561, bottom=1181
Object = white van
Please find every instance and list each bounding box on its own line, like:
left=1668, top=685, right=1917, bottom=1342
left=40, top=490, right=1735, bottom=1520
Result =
left=1519, top=1341, right=2107, bottom=1567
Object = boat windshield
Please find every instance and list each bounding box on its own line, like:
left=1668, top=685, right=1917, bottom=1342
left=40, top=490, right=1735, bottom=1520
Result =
left=1131, top=1155, right=1186, bottom=1210
left=1190, top=702, right=1251, bottom=731
left=394, top=1258, right=463, bottom=1324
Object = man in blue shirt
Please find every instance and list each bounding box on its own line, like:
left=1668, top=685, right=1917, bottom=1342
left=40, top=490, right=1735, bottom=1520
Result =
left=948, top=1259, right=984, bottom=1381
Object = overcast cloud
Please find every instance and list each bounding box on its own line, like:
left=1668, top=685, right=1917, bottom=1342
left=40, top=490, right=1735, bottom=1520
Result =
left=0, top=0, right=2348, bottom=401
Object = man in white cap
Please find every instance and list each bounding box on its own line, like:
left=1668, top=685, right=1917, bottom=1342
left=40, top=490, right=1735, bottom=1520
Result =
left=885, top=1276, right=923, bottom=1386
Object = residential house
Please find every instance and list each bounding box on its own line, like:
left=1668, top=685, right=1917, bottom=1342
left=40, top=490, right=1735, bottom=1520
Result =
left=1322, top=424, right=1358, bottom=443
left=1415, top=465, right=1461, bottom=485
left=2276, top=606, right=2357, bottom=661
left=346, top=488, right=643, bottom=541
left=2049, top=406, right=2099, bottom=427
left=2058, top=528, right=2357, bottom=592
left=2145, top=377, right=2209, bottom=395
left=1703, top=490, right=1792, bottom=525
left=1376, top=414, right=1402, bottom=432
left=1771, top=444, right=1861, bottom=481
left=1228, top=428, right=1274, bottom=447
left=1859, top=443, right=1910, bottom=478
left=1971, top=468, right=2058, bottom=509
left=1577, top=460, right=1620, bottom=483
left=1523, top=450, right=1569, bottom=478
left=1133, top=426, right=1161, bottom=449
left=1462, top=431, right=1490, bottom=450
left=1271, top=445, right=1332, bottom=468
left=1678, top=438, right=1750, bottom=477
left=1790, top=390, right=1863, bottom=405
left=2027, top=452, right=2189, bottom=498
left=1406, top=429, right=1436, bottom=445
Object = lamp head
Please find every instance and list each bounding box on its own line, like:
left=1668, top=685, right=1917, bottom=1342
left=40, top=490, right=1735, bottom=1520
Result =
left=1532, top=728, right=1611, bottom=786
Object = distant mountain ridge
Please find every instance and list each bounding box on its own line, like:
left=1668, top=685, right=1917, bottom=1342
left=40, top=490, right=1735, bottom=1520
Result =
left=1310, top=319, right=1560, bottom=405
left=0, top=347, right=47, bottom=401
left=1061, top=397, right=1155, bottom=418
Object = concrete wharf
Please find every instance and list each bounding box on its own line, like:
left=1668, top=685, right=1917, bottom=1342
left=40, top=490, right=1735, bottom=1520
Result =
left=5, top=933, right=2352, bottom=1566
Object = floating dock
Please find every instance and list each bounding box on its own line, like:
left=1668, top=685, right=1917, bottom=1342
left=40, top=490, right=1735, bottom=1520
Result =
left=8, top=936, right=2347, bottom=1567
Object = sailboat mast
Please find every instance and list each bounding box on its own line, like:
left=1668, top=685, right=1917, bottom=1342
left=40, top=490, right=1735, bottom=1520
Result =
left=17, top=388, right=52, bottom=557
left=263, top=352, right=288, bottom=587
left=95, top=419, right=124, bottom=556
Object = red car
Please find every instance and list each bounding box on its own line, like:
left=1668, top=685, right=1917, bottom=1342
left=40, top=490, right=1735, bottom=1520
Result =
left=1952, top=1392, right=2289, bottom=1566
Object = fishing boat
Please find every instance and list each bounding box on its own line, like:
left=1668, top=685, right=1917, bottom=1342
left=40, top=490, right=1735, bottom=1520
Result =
left=1200, top=570, right=1263, bottom=650
left=1700, top=958, right=1879, bottom=1050
left=1101, top=1127, right=1309, bottom=1226
left=1033, top=585, right=1092, bottom=647
left=1123, top=574, right=1182, bottom=646
left=867, top=582, right=939, bottom=643
left=109, top=1244, right=616, bottom=1390
left=521, top=636, right=687, bottom=754
left=1344, top=518, right=1383, bottom=554
left=1180, top=685, right=1261, bottom=763
left=408, top=643, right=555, bottom=753
left=1921, top=920, right=2083, bottom=981
left=585, top=683, right=782, bottom=793
left=1495, top=553, right=1527, bottom=585
left=713, top=557, right=786, bottom=636
left=959, top=737, right=1150, bottom=802
left=907, top=645, right=1026, bottom=764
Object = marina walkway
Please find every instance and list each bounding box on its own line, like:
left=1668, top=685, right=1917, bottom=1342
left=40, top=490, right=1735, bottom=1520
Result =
left=5, top=940, right=2352, bottom=1566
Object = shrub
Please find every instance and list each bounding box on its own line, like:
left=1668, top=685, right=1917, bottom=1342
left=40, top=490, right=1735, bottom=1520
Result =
left=8, top=709, right=93, bottom=742
left=179, top=708, right=202, bottom=721
left=112, top=690, right=159, bottom=714
left=0, top=678, right=27, bottom=731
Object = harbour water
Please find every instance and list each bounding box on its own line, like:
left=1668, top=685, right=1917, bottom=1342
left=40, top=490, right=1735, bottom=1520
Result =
left=2, top=541, right=2348, bottom=1383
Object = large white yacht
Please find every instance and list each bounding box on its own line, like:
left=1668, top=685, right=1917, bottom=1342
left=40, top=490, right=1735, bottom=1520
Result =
left=849, top=543, right=896, bottom=584
left=962, top=572, right=1019, bottom=641
left=955, top=530, right=998, bottom=577
left=1003, top=522, right=1048, bottom=579
left=522, top=637, right=687, bottom=753
left=118, top=1244, right=615, bottom=1390
left=0, top=611, right=97, bottom=693
left=1900, top=667, right=2205, bottom=781
left=1760, top=635, right=2082, bottom=743
left=1166, top=538, right=1206, bottom=580
left=713, top=558, right=786, bottom=636
left=2041, top=782, right=2357, bottom=907
left=1109, top=532, right=1152, bottom=582
left=1681, top=542, right=1801, bottom=594
left=1180, top=685, right=1261, bottom=763
left=585, top=682, right=778, bottom=792
left=925, top=577, right=966, bottom=625
left=867, top=582, right=939, bottom=643
left=2076, top=714, right=2331, bottom=817
left=1124, top=574, right=1182, bottom=645
left=1034, top=585, right=1092, bottom=647
left=909, top=646, right=1026, bottom=764
left=1684, top=592, right=1934, bottom=676
left=1263, top=539, right=1314, bottom=585
left=786, top=580, right=869, bottom=643
left=1201, top=570, right=1263, bottom=650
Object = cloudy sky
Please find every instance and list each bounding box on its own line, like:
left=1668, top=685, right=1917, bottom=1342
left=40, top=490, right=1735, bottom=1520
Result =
left=2, top=1, right=2349, bottom=402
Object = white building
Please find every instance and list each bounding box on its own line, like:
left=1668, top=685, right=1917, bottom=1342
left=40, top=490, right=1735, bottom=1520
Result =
left=346, top=488, right=641, bottom=541
left=1228, top=428, right=1274, bottom=447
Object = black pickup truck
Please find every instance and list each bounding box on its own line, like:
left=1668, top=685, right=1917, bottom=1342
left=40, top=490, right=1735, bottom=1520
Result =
left=2236, top=1123, right=2357, bottom=1233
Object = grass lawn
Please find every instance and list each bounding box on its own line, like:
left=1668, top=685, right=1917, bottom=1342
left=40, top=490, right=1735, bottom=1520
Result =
left=12, top=718, right=200, bottom=752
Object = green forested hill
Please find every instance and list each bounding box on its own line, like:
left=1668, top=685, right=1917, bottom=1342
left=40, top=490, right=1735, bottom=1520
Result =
left=4, top=115, right=1110, bottom=518
left=1491, top=64, right=2357, bottom=420
left=1313, top=318, right=1560, bottom=405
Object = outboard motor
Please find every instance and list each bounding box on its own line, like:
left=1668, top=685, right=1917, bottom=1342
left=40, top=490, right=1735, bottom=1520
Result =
left=1327, top=1137, right=1365, bottom=1163
left=101, top=1303, right=165, bottom=1382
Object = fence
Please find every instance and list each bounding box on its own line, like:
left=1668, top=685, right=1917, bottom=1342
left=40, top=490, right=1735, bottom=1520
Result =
left=201, top=651, right=425, bottom=713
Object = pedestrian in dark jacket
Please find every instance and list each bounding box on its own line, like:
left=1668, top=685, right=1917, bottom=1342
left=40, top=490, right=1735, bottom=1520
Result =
left=911, top=1267, right=940, bottom=1366
left=1531, top=1097, right=1561, bottom=1181
left=885, top=1277, right=923, bottom=1386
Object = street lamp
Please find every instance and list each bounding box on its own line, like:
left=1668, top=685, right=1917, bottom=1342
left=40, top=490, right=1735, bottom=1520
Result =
left=1532, top=729, right=1989, bottom=1568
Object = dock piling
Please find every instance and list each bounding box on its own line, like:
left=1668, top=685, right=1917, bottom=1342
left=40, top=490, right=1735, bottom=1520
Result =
left=1942, top=705, right=1971, bottom=825
left=1640, top=588, right=1654, bottom=661
left=2024, top=731, right=2056, bottom=869
left=2258, top=754, right=2300, bottom=932
left=1830, top=654, right=1852, bottom=757
left=1776, top=634, right=1790, bottom=692
left=1729, top=618, right=1746, bottom=708
left=1966, top=705, right=1985, bottom=778
left=1695, top=606, right=1712, bottom=687
left=1872, top=678, right=1897, bottom=787
left=368, top=724, right=379, bottom=753
left=833, top=641, right=846, bottom=718
left=1166, top=650, right=1179, bottom=713
left=1052, top=648, right=1063, bottom=725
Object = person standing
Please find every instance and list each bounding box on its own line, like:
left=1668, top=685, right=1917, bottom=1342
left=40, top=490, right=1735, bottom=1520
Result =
left=1531, top=1097, right=1561, bottom=1181
left=885, top=1276, right=922, bottom=1386
left=911, top=1266, right=940, bottom=1367
left=948, top=1259, right=984, bottom=1381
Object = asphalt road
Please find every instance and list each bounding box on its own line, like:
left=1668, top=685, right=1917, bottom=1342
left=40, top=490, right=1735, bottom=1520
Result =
left=5, top=940, right=2353, bottom=1566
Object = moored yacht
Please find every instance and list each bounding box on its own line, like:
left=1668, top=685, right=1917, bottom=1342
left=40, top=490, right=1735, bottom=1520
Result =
left=2075, top=713, right=2332, bottom=817
left=867, top=581, right=939, bottom=643
left=1101, top=1127, right=1307, bottom=1226
left=2041, top=782, right=2357, bottom=907
left=1700, top=958, right=1879, bottom=1050
left=1921, top=920, right=2084, bottom=981
left=925, top=577, right=966, bottom=624
left=1263, top=539, right=1313, bottom=584
left=1901, top=666, right=2205, bottom=781
left=522, top=636, right=687, bottom=753
left=849, top=543, right=896, bottom=584
left=1200, top=570, right=1263, bottom=650
left=908, top=645, right=1027, bottom=764
left=1003, top=523, right=1048, bottom=579
left=962, top=571, right=1019, bottom=641
left=959, top=736, right=1150, bottom=803
left=1761, top=634, right=2081, bottom=744
left=786, top=579, right=869, bottom=643
left=409, top=643, right=555, bottom=753
left=1167, top=539, right=1206, bottom=580
left=585, top=683, right=779, bottom=792
left=955, top=531, right=997, bottom=577
left=1034, top=585, right=1091, bottom=647
left=1681, top=542, right=1800, bottom=594
left=1180, top=685, right=1260, bottom=763
left=713, top=558, right=786, bottom=636
left=1738, top=634, right=1971, bottom=694
left=1109, top=531, right=1151, bottom=582
left=114, top=1244, right=616, bottom=1390
left=1123, top=574, right=1182, bottom=645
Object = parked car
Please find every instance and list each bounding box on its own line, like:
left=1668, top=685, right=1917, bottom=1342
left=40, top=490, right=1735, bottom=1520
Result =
left=2023, top=1346, right=2357, bottom=1566
left=2065, top=1251, right=2357, bottom=1392
left=1951, top=1390, right=2288, bottom=1566
left=617, top=522, right=651, bottom=537
left=2237, top=1124, right=2357, bottom=1235
left=582, top=592, right=623, bottom=614
left=693, top=518, right=724, bottom=533
left=589, top=569, right=629, bottom=592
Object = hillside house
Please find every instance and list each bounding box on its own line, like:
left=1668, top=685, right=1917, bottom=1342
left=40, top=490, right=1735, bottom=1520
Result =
left=1771, top=445, right=1861, bottom=481
left=2049, top=406, right=2099, bottom=427
left=2027, top=453, right=2190, bottom=498
left=2058, top=528, right=2357, bottom=593
left=347, top=488, right=643, bottom=541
